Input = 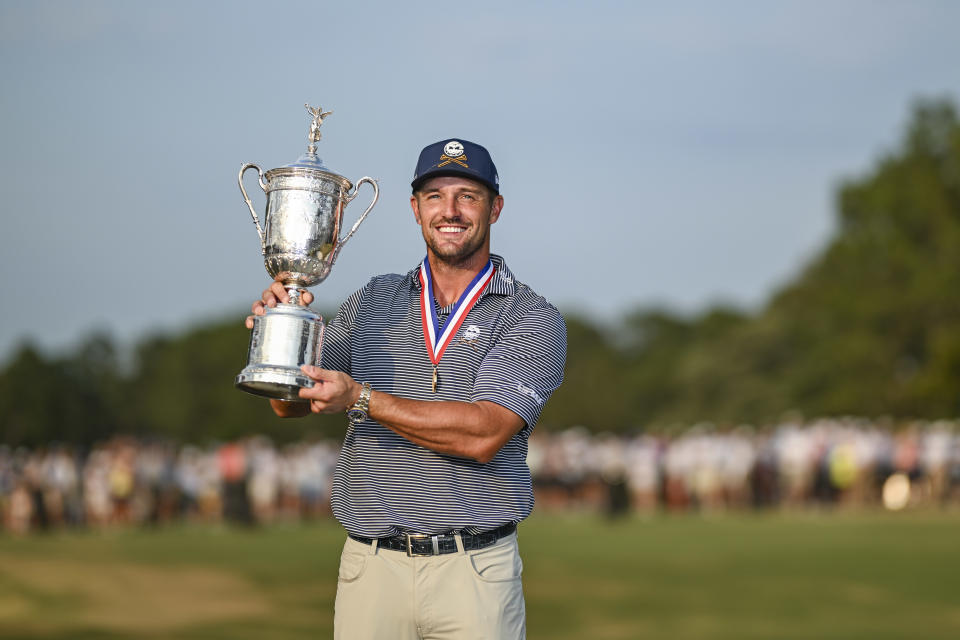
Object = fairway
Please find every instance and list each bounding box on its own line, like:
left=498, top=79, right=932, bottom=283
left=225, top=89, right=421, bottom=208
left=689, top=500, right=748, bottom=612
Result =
left=1, top=512, right=958, bottom=639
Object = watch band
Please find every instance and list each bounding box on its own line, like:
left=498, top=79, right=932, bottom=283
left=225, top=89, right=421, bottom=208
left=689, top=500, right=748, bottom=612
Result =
left=347, top=381, right=372, bottom=424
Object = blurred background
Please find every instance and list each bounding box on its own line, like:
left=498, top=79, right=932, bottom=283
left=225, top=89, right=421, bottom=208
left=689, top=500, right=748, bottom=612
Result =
left=2, top=1, right=960, bottom=638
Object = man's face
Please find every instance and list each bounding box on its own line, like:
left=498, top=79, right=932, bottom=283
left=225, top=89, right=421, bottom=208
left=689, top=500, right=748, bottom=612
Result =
left=411, top=176, right=503, bottom=267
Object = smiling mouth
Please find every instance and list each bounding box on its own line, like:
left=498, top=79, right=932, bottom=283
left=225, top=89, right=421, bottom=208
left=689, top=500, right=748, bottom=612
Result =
left=437, top=226, right=466, bottom=234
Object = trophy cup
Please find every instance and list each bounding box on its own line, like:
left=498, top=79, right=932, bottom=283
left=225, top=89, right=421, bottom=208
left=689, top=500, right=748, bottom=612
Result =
left=235, top=104, right=379, bottom=400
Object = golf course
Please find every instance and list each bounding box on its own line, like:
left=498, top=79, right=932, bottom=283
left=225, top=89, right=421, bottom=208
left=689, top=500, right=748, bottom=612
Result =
left=1, top=510, right=957, bottom=639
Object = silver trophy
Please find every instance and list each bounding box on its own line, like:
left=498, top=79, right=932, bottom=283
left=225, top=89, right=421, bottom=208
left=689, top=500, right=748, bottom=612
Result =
left=235, top=104, right=379, bottom=400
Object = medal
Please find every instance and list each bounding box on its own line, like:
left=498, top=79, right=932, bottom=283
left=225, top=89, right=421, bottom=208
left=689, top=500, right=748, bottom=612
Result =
left=419, top=257, right=495, bottom=392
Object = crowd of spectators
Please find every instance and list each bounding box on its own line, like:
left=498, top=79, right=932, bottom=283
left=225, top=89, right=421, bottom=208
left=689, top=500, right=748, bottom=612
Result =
left=0, top=436, right=338, bottom=534
left=529, top=418, right=960, bottom=516
left=2, top=418, right=959, bottom=534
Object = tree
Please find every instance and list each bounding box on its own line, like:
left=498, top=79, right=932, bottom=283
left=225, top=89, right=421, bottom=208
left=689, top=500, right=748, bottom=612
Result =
left=4, top=98, right=960, bottom=441
left=655, top=97, right=960, bottom=424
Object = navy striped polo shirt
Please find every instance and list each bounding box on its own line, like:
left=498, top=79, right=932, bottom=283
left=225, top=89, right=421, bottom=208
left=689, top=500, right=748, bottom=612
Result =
left=320, top=254, right=567, bottom=537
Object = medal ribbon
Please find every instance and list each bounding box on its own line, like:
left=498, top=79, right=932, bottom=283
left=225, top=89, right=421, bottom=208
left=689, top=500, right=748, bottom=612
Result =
left=419, top=257, right=495, bottom=370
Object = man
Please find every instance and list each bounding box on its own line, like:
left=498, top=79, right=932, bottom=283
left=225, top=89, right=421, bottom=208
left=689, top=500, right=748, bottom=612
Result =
left=248, top=138, right=566, bottom=639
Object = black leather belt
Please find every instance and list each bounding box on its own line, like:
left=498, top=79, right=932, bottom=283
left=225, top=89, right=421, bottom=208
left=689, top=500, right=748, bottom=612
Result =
left=348, top=523, right=516, bottom=556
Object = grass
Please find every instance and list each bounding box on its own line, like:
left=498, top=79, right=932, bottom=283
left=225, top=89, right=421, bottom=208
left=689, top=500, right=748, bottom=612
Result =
left=0, top=511, right=958, bottom=639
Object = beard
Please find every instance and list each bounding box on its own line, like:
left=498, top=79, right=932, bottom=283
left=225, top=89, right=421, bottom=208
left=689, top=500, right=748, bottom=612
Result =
left=422, top=222, right=490, bottom=268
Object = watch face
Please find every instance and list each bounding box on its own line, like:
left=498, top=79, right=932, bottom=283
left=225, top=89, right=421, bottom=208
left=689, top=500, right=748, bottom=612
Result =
left=346, top=408, right=367, bottom=423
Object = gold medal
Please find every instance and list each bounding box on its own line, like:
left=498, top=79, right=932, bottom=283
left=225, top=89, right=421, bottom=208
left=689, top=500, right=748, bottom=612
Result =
left=431, top=365, right=438, bottom=393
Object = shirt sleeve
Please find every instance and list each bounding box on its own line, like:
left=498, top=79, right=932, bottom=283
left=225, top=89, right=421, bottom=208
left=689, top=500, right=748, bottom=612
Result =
left=319, top=284, right=368, bottom=375
left=471, top=302, right=567, bottom=430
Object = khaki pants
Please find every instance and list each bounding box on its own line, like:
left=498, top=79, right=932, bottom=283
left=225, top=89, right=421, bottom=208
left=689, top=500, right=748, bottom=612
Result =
left=334, top=532, right=525, bottom=639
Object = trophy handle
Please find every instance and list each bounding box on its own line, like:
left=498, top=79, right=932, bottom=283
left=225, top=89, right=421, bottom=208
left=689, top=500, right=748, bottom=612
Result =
left=330, top=176, right=379, bottom=265
left=239, top=163, right=268, bottom=252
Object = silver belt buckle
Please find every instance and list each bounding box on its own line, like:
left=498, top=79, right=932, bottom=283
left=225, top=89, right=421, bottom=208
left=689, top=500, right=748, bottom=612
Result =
left=405, top=534, right=441, bottom=556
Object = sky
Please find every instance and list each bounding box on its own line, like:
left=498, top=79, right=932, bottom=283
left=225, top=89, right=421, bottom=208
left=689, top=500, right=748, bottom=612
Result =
left=1, top=0, right=959, bottom=364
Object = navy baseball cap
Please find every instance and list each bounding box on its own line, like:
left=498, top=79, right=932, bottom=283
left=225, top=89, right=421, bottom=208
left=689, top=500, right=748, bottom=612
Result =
left=411, top=138, right=500, bottom=194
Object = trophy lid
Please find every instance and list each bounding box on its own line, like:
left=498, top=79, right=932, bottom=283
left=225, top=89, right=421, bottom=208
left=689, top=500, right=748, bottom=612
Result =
left=285, top=150, right=330, bottom=171
left=262, top=103, right=353, bottom=191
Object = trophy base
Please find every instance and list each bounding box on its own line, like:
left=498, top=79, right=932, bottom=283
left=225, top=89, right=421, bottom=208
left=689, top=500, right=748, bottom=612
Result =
left=235, top=366, right=314, bottom=401
left=235, top=303, right=325, bottom=401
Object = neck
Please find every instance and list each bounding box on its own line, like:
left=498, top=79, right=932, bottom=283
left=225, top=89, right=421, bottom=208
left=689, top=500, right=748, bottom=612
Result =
left=427, top=251, right=491, bottom=307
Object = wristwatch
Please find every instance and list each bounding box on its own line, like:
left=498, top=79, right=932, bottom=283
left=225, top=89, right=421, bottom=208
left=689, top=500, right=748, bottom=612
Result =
left=346, top=381, right=372, bottom=424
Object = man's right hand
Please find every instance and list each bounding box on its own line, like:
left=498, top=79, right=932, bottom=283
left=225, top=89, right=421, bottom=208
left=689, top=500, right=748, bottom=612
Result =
left=245, top=282, right=315, bottom=329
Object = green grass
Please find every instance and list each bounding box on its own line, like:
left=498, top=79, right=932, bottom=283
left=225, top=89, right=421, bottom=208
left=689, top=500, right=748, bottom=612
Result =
left=1, top=511, right=958, bottom=639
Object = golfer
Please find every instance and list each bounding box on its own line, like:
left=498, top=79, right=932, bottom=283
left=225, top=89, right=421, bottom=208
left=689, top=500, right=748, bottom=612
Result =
left=249, top=138, right=566, bottom=639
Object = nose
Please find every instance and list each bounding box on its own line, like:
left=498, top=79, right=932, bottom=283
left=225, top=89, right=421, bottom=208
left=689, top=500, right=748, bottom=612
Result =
left=441, top=195, right=461, bottom=220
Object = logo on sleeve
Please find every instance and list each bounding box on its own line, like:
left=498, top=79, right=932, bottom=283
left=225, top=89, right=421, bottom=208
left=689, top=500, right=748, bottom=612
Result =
left=516, top=382, right=545, bottom=406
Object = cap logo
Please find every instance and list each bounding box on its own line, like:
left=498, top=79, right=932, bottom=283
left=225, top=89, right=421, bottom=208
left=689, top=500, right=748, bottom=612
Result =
left=443, top=141, right=464, bottom=157
left=437, top=140, right=469, bottom=169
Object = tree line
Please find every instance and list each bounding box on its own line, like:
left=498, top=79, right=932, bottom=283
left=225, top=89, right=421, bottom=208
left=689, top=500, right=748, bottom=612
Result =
left=3, top=99, right=959, bottom=446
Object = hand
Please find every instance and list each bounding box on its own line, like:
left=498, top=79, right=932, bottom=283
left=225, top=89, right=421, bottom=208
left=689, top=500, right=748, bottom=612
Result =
left=245, top=281, right=314, bottom=329
left=298, top=365, right=363, bottom=414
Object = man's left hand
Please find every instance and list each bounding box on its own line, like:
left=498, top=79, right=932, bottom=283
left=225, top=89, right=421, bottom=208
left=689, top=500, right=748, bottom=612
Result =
left=298, top=365, right=362, bottom=414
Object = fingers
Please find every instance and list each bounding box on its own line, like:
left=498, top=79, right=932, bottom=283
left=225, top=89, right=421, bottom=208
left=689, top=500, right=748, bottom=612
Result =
left=298, top=366, right=354, bottom=414
left=299, top=365, right=333, bottom=388
left=298, top=378, right=334, bottom=414
left=248, top=281, right=306, bottom=327
left=310, top=398, right=333, bottom=414
left=297, top=367, right=326, bottom=398
left=248, top=289, right=279, bottom=321
left=272, top=283, right=312, bottom=307
left=249, top=283, right=311, bottom=325
left=264, top=282, right=289, bottom=307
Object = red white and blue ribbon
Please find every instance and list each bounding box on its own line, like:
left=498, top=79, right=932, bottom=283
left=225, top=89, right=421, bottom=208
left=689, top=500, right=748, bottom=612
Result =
left=419, top=257, right=495, bottom=390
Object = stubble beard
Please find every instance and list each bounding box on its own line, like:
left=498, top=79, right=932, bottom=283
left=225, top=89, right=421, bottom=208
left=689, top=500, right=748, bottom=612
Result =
left=423, top=222, right=490, bottom=269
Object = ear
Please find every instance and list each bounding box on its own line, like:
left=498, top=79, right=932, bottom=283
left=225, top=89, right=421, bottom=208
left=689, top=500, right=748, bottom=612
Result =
left=410, top=194, right=422, bottom=225
left=488, top=194, right=504, bottom=225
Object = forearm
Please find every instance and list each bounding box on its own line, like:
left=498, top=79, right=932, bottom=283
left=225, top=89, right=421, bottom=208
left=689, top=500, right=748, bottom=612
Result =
left=368, top=391, right=521, bottom=464
left=293, top=366, right=524, bottom=461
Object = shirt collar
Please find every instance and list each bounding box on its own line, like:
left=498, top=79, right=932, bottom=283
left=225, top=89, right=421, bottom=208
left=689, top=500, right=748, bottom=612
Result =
left=409, top=253, right=515, bottom=298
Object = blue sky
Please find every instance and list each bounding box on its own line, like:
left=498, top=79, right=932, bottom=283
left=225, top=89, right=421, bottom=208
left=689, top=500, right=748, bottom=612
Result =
left=2, top=0, right=959, bottom=362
